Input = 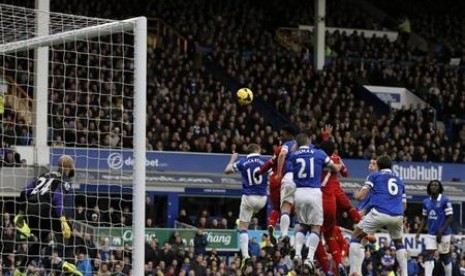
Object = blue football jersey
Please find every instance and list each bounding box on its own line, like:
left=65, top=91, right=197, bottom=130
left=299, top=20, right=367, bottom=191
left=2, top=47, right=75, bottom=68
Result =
left=287, top=146, right=331, bottom=188
left=233, top=153, right=268, bottom=196
left=422, top=194, right=453, bottom=235
left=365, top=169, right=405, bottom=216
left=357, top=192, right=372, bottom=212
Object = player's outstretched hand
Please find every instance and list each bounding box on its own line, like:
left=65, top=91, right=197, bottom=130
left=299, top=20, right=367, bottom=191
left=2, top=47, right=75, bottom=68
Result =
left=324, top=124, right=333, bottom=134
left=230, top=152, right=238, bottom=162
left=60, top=216, right=71, bottom=239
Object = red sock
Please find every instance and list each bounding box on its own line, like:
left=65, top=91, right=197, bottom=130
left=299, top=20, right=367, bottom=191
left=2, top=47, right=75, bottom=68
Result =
left=268, top=209, right=279, bottom=227
left=327, top=238, right=343, bottom=265
left=315, top=242, right=330, bottom=273
left=348, top=207, right=362, bottom=223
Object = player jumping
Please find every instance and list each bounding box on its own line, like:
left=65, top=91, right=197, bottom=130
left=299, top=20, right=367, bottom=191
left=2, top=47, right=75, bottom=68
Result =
left=257, top=125, right=297, bottom=251
left=14, top=155, right=82, bottom=276
left=224, top=144, right=268, bottom=274
left=315, top=140, right=349, bottom=276
left=349, top=155, right=408, bottom=276
left=287, top=133, right=342, bottom=274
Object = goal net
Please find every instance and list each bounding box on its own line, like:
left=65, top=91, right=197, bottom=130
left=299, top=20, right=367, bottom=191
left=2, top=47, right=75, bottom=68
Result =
left=0, top=4, right=146, bottom=275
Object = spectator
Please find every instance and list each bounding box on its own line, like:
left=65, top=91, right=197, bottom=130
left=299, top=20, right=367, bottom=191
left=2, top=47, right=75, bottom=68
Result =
left=176, top=209, right=193, bottom=226
left=159, top=242, right=176, bottom=268
left=248, top=217, right=261, bottom=230
left=76, top=251, right=93, bottom=276
left=1, top=149, right=20, bottom=167
left=407, top=251, right=418, bottom=276
left=193, top=228, right=208, bottom=256
left=75, top=205, right=87, bottom=221
left=249, top=237, right=261, bottom=257
left=145, top=239, right=160, bottom=266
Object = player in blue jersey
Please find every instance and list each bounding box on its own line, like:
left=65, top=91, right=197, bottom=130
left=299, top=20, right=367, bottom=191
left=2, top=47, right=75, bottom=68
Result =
left=224, top=144, right=268, bottom=274
left=273, top=125, right=297, bottom=249
left=286, top=133, right=341, bottom=273
left=415, top=180, right=453, bottom=276
left=14, top=155, right=82, bottom=276
left=349, top=155, right=408, bottom=276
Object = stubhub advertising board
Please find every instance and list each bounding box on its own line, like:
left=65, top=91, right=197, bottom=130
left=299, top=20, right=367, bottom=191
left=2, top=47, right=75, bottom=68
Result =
left=50, top=148, right=465, bottom=182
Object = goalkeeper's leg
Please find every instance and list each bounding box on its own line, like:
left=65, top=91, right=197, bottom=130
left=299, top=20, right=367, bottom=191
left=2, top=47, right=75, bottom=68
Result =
left=13, top=203, right=41, bottom=275
left=52, top=217, right=83, bottom=276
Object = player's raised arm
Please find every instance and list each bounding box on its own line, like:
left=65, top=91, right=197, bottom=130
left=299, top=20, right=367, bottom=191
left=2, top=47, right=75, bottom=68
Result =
left=276, top=147, right=287, bottom=178
left=275, top=125, right=296, bottom=178
left=224, top=153, right=239, bottom=174
left=338, top=157, right=349, bottom=177
left=258, top=158, right=273, bottom=175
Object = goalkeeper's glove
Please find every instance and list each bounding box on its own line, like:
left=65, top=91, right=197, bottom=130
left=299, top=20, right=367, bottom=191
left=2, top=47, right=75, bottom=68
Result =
left=14, top=214, right=31, bottom=238
left=60, top=216, right=71, bottom=239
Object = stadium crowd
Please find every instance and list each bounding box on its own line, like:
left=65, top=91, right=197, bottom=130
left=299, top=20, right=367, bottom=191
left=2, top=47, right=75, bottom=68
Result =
left=3, top=206, right=465, bottom=275
left=0, top=0, right=464, bottom=164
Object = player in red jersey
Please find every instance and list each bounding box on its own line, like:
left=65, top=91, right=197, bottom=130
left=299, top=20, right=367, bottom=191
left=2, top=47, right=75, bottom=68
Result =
left=321, top=126, right=361, bottom=224
left=257, top=125, right=297, bottom=247
left=257, top=145, right=283, bottom=246
left=315, top=139, right=349, bottom=276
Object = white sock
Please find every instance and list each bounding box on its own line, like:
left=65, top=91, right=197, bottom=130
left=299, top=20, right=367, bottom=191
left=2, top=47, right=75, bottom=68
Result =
left=396, top=248, right=408, bottom=276
left=280, top=213, right=290, bottom=237
left=294, top=231, right=305, bottom=258
left=443, top=262, right=452, bottom=276
left=349, top=241, right=364, bottom=276
left=240, top=231, right=249, bottom=258
left=424, top=260, right=434, bottom=276
left=305, top=231, right=320, bottom=261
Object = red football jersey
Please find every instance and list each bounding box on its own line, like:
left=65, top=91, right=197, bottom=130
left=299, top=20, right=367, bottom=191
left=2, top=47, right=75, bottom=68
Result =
left=321, top=153, right=348, bottom=191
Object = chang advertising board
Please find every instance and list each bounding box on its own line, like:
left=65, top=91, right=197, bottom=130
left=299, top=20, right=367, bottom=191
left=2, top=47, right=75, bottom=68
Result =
left=95, top=227, right=238, bottom=251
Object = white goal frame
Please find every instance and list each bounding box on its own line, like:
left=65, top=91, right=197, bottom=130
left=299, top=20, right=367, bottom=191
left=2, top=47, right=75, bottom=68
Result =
left=0, top=8, right=147, bottom=275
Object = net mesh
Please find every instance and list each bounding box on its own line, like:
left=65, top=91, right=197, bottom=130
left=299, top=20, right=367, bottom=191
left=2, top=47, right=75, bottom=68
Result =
left=0, top=4, right=137, bottom=274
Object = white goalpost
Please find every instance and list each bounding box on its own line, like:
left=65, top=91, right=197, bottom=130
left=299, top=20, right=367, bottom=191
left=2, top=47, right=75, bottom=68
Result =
left=0, top=2, right=146, bottom=275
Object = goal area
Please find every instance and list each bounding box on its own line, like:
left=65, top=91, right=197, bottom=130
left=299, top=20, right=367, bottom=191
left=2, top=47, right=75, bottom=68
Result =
left=0, top=3, right=146, bottom=275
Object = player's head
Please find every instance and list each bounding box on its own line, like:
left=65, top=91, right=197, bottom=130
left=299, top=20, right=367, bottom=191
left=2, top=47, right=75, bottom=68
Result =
left=296, top=133, right=309, bottom=147
left=427, top=180, right=443, bottom=196
left=319, top=140, right=335, bottom=156
left=368, top=155, right=378, bottom=173
left=58, top=155, right=75, bottom=178
left=279, top=124, right=297, bottom=142
left=247, top=143, right=261, bottom=154
left=376, top=155, right=392, bottom=170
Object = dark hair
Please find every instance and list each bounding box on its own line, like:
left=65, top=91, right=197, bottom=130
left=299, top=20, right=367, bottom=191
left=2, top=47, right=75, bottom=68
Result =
left=296, top=133, right=309, bottom=147
left=427, top=180, right=443, bottom=195
left=320, top=140, right=335, bottom=155
left=376, top=155, right=392, bottom=170
left=280, top=124, right=297, bottom=136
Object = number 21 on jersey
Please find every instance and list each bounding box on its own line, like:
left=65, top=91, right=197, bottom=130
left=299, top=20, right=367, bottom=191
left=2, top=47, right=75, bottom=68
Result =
left=296, top=157, right=314, bottom=179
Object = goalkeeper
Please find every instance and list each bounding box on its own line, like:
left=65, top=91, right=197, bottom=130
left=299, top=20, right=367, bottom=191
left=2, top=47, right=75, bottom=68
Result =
left=14, top=155, right=82, bottom=276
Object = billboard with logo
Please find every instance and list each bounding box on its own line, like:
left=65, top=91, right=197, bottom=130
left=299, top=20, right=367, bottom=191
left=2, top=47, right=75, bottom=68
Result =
left=94, top=227, right=238, bottom=251
left=50, top=148, right=465, bottom=183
